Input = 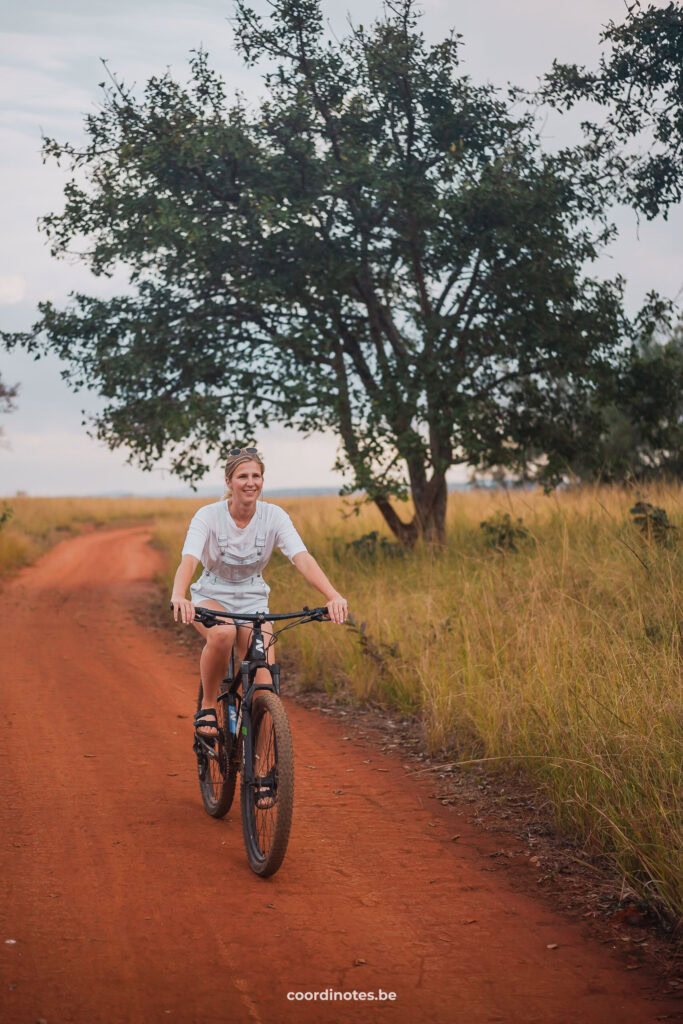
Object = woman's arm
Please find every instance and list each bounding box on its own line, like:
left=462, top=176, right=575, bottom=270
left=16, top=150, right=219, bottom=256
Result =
left=292, top=551, right=348, bottom=624
left=171, top=554, right=199, bottom=624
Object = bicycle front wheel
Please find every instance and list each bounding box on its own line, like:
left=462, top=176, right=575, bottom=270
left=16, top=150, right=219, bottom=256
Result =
left=196, top=679, right=237, bottom=818
left=241, top=690, right=294, bottom=877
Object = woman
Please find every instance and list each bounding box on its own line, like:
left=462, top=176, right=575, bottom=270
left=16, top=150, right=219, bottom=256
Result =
left=170, top=448, right=348, bottom=739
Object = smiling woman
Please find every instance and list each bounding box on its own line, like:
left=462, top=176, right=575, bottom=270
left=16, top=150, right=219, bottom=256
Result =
left=170, top=449, right=348, bottom=740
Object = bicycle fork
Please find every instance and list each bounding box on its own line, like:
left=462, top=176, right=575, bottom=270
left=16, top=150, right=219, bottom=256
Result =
left=240, top=657, right=281, bottom=805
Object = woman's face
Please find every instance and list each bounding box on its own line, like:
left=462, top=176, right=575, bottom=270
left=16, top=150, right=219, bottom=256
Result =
left=228, top=459, right=264, bottom=502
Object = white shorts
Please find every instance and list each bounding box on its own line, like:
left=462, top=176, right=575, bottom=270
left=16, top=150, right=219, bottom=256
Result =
left=190, top=570, right=271, bottom=625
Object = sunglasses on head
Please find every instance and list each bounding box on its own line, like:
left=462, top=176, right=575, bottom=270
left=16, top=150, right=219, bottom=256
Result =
left=228, top=447, right=260, bottom=457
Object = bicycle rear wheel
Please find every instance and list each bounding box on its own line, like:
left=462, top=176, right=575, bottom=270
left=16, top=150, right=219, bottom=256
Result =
left=241, top=689, right=294, bottom=877
left=195, top=679, right=237, bottom=818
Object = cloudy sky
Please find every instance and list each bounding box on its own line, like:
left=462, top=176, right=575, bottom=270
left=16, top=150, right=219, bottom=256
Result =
left=1, top=0, right=681, bottom=495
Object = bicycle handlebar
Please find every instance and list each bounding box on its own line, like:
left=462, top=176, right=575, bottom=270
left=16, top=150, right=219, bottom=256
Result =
left=169, top=602, right=330, bottom=624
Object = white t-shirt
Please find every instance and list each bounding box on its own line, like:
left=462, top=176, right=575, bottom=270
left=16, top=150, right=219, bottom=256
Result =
left=182, top=499, right=307, bottom=570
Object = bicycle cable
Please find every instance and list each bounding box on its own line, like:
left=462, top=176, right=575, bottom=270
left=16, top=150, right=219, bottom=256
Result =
left=270, top=612, right=328, bottom=642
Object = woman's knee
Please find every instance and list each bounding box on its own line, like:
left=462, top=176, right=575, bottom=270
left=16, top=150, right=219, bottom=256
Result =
left=205, top=625, right=236, bottom=653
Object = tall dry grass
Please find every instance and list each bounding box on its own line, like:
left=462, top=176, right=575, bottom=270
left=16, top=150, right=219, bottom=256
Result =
left=155, top=483, right=682, bottom=920
left=0, top=495, right=204, bottom=578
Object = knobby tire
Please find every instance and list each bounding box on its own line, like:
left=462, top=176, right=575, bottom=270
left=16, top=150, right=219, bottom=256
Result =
left=196, top=680, right=237, bottom=818
left=241, top=690, right=294, bottom=877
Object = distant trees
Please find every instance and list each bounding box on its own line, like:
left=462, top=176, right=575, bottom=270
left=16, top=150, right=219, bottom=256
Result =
left=0, top=374, right=18, bottom=447
left=474, top=319, right=683, bottom=487
left=584, top=325, right=683, bottom=482
left=0, top=376, right=17, bottom=412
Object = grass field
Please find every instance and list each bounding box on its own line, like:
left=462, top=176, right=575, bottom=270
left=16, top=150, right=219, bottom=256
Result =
left=3, top=485, right=680, bottom=920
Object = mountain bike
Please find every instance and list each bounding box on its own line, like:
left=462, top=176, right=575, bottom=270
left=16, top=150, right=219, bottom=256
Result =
left=188, top=604, right=329, bottom=877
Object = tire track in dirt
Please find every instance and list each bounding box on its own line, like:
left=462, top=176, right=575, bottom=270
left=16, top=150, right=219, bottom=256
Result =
left=0, top=527, right=677, bottom=1024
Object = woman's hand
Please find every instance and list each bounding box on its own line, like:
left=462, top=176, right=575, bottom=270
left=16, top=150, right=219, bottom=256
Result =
left=171, top=595, right=196, bottom=625
left=325, top=592, right=348, bottom=625
left=171, top=556, right=199, bottom=624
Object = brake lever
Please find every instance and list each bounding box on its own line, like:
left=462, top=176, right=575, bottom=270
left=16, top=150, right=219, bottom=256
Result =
left=194, top=610, right=218, bottom=628
left=302, top=605, right=330, bottom=621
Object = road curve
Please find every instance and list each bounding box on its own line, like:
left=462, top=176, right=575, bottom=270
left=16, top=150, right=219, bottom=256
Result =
left=0, top=526, right=676, bottom=1024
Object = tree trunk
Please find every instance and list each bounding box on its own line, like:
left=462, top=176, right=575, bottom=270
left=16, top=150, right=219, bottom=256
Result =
left=373, top=496, right=420, bottom=547
left=412, top=471, right=447, bottom=544
left=373, top=471, right=448, bottom=547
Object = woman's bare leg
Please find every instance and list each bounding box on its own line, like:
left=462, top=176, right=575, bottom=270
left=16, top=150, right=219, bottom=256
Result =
left=191, top=600, right=236, bottom=737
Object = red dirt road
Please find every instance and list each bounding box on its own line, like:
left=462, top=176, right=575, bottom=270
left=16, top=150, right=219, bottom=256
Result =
left=0, top=527, right=677, bottom=1024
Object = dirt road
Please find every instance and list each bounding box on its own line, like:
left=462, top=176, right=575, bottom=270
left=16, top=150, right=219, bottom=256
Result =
left=0, top=527, right=677, bottom=1024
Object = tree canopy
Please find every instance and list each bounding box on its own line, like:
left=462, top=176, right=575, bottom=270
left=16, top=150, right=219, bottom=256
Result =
left=3, top=0, right=673, bottom=542
left=539, top=0, right=683, bottom=220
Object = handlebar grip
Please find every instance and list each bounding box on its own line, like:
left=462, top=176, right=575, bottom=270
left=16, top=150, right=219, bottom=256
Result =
left=311, top=606, right=331, bottom=620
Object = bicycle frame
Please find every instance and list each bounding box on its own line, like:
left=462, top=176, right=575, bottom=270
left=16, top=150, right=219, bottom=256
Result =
left=191, top=606, right=328, bottom=794
left=217, top=621, right=279, bottom=799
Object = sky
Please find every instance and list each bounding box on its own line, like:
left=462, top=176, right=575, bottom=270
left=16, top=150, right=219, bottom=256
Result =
left=1, top=0, right=681, bottom=496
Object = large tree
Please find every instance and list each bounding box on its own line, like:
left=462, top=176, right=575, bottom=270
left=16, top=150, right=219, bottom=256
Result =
left=3, top=0, right=652, bottom=542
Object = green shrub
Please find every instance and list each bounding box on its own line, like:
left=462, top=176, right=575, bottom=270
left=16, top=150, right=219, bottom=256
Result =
left=344, top=530, right=404, bottom=560
left=480, top=511, right=530, bottom=552
left=629, top=500, right=677, bottom=546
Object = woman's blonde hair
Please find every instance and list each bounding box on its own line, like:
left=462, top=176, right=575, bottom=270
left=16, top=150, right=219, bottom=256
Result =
left=223, top=451, right=265, bottom=499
